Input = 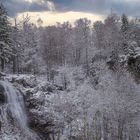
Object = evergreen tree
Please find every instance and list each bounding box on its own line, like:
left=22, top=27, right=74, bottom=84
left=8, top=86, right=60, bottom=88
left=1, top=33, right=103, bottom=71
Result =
left=22, top=18, right=38, bottom=74
left=10, top=19, right=22, bottom=74
left=121, top=14, right=129, bottom=33
left=121, top=14, right=129, bottom=54
left=0, top=3, right=12, bottom=72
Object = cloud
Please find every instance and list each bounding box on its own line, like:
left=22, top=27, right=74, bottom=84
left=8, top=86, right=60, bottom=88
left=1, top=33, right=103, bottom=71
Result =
left=4, top=0, right=29, bottom=16
left=54, top=0, right=140, bottom=17
left=111, top=0, right=140, bottom=16
left=16, top=11, right=104, bottom=26
left=25, top=0, right=46, bottom=4
left=47, top=1, right=55, bottom=11
left=3, top=0, right=140, bottom=19
left=28, top=3, right=47, bottom=12
left=4, top=0, right=55, bottom=16
left=63, top=0, right=139, bottom=16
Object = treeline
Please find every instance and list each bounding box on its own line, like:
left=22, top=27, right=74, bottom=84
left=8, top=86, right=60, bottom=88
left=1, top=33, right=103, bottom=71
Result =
left=0, top=3, right=140, bottom=76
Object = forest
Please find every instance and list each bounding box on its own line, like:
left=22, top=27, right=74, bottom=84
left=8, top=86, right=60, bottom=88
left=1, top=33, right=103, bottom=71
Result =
left=0, top=2, right=140, bottom=140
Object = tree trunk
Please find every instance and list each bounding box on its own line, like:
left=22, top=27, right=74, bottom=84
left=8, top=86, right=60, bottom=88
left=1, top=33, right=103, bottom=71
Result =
left=1, top=58, right=5, bottom=72
left=86, top=47, right=89, bottom=77
left=13, top=56, right=17, bottom=74
left=17, top=55, right=20, bottom=74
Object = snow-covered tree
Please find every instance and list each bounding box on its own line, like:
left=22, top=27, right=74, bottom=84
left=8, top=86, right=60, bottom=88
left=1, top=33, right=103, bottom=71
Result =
left=0, top=3, right=12, bottom=72
left=121, top=14, right=130, bottom=54
left=94, top=21, right=105, bottom=50
left=74, top=18, right=91, bottom=75
left=121, top=14, right=129, bottom=33
left=19, top=16, right=39, bottom=74
left=104, top=13, right=120, bottom=52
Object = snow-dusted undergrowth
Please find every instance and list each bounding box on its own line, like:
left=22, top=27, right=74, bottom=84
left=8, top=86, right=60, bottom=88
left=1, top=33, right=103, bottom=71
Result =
left=4, top=64, right=140, bottom=140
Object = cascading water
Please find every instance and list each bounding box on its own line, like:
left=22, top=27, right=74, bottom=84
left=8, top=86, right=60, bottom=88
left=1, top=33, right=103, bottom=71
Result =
left=0, top=80, right=40, bottom=140
left=0, top=80, right=28, bottom=128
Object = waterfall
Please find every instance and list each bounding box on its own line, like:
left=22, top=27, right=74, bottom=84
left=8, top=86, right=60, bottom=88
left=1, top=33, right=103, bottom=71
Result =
left=0, top=80, right=40, bottom=140
left=0, top=80, right=28, bottom=128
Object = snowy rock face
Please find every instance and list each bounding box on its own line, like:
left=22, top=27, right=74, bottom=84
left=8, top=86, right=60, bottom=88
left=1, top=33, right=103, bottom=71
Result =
left=0, top=80, right=40, bottom=140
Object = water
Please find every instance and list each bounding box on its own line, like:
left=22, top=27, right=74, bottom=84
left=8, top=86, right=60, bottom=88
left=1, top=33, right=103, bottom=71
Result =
left=0, top=80, right=28, bottom=129
left=0, top=80, right=40, bottom=140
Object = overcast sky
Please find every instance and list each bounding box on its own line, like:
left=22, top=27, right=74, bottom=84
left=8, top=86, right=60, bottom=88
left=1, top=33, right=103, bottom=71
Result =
left=3, top=0, right=140, bottom=25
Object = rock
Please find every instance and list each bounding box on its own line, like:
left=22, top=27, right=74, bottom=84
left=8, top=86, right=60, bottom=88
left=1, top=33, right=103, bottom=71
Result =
left=127, top=56, right=136, bottom=67
left=0, top=72, right=6, bottom=77
left=28, top=111, right=56, bottom=140
left=7, top=75, right=37, bottom=88
left=46, top=86, right=53, bottom=92
left=0, top=84, right=5, bottom=104
left=57, top=86, right=64, bottom=91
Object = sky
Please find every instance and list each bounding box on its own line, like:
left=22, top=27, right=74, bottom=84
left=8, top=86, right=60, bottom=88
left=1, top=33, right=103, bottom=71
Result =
left=3, top=0, right=140, bottom=26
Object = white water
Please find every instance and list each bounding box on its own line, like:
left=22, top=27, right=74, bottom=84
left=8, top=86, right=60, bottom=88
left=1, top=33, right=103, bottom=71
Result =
left=0, top=80, right=28, bottom=129
left=0, top=80, right=40, bottom=140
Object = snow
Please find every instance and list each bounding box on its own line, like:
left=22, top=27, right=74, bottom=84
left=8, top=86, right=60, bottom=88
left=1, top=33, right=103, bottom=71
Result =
left=3, top=60, right=140, bottom=139
left=1, top=4, right=140, bottom=139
